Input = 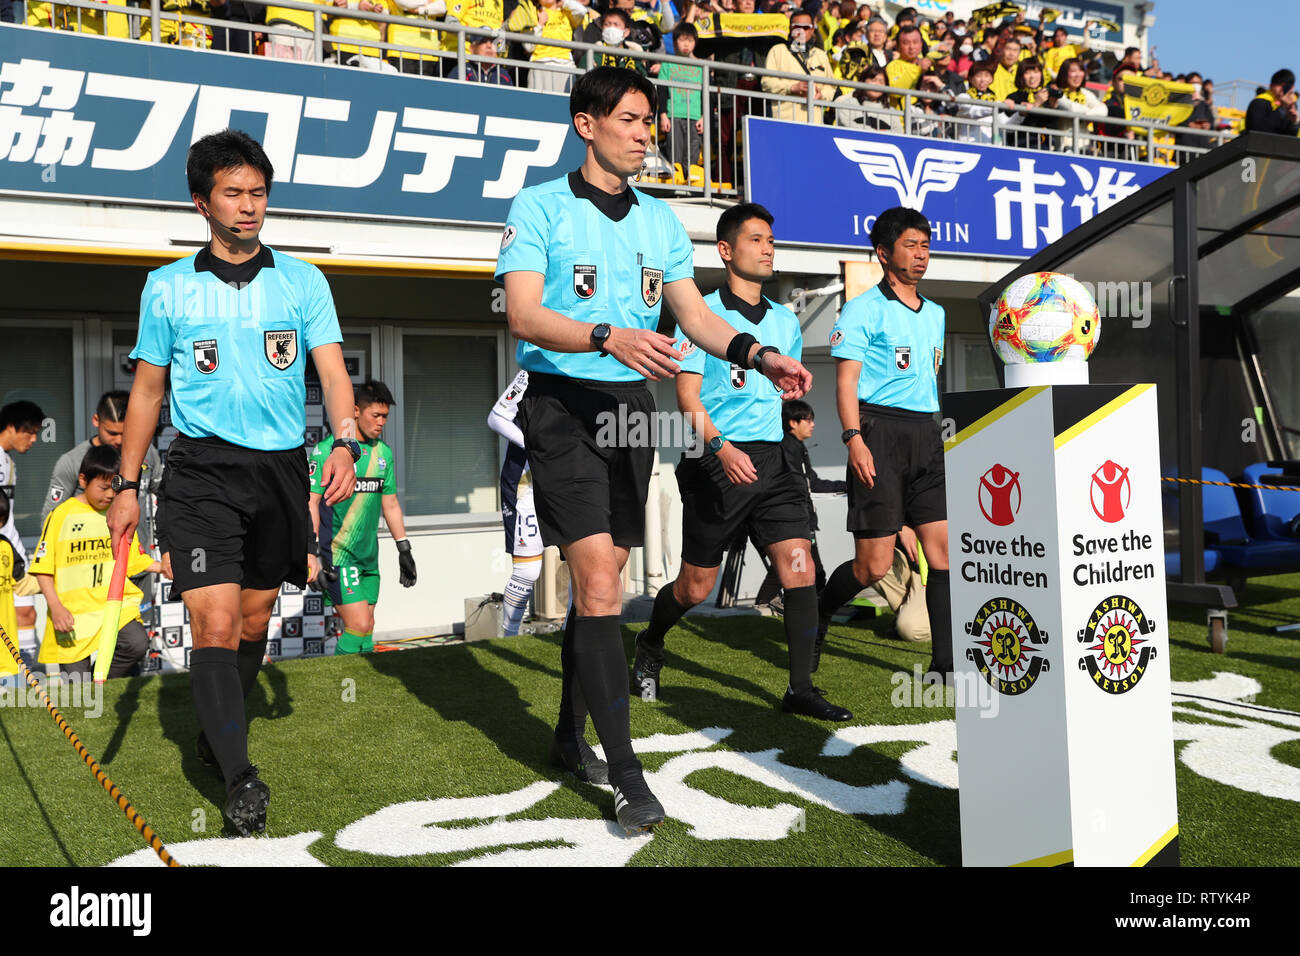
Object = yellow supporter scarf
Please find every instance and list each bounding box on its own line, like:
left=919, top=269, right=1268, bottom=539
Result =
left=967, top=87, right=998, bottom=101
left=1063, top=87, right=1088, bottom=104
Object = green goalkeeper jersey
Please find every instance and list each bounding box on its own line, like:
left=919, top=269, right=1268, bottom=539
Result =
left=310, top=436, right=397, bottom=568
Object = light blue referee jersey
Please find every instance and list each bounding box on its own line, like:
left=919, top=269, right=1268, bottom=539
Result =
left=131, top=246, right=343, bottom=450
left=830, top=280, right=944, bottom=413
left=495, top=171, right=695, bottom=383
left=679, top=286, right=802, bottom=443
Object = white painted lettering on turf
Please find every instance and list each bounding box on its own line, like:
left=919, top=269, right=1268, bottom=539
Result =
left=1171, top=672, right=1300, bottom=803
left=107, top=831, right=326, bottom=868
left=334, top=781, right=651, bottom=867
left=645, top=748, right=909, bottom=841
left=821, top=720, right=959, bottom=790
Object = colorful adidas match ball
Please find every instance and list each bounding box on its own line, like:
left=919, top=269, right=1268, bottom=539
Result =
left=990, top=272, right=1100, bottom=365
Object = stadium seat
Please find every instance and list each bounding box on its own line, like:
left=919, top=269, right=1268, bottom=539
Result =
left=1240, top=461, right=1300, bottom=540
left=1163, top=465, right=1300, bottom=577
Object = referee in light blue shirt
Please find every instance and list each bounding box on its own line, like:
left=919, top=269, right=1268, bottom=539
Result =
left=817, top=206, right=954, bottom=681
left=630, top=203, right=852, bottom=723
left=496, top=68, right=813, bottom=833
left=107, top=130, right=359, bottom=836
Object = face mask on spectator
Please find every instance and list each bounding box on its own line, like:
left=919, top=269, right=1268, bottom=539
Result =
left=959, top=43, right=972, bottom=54
left=603, top=26, right=627, bottom=44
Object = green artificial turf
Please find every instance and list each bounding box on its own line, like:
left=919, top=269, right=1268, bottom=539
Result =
left=1, top=573, right=1298, bottom=867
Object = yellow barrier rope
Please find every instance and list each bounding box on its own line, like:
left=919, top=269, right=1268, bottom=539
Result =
left=0, top=624, right=179, bottom=867
left=1161, top=476, right=1300, bottom=492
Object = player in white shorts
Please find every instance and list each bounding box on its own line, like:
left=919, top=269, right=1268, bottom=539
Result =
left=489, top=370, right=544, bottom=636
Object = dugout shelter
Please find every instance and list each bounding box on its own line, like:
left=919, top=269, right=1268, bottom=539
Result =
left=979, top=133, right=1300, bottom=621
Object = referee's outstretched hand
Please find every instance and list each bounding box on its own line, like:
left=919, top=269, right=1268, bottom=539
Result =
left=760, top=353, right=813, bottom=400
left=320, top=448, right=358, bottom=506
left=604, top=327, right=682, bottom=381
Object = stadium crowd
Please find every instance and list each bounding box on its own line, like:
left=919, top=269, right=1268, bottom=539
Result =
left=4, top=0, right=1251, bottom=174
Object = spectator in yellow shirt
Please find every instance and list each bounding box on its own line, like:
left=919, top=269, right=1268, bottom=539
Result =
left=30, top=445, right=160, bottom=681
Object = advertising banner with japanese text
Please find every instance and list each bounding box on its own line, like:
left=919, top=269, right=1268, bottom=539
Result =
left=745, top=116, right=1168, bottom=257
left=0, top=27, right=585, bottom=223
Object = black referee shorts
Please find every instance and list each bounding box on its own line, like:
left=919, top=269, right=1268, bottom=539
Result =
left=516, top=373, right=656, bottom=549
left=158, top=435, right=310, bottom=596
left=848, top=402, right=946, bottom=538
left=677, top=441, right=810, bottom=568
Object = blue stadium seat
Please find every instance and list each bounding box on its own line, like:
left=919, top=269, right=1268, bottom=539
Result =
left=1241, top=461, right=1300, bottom=540
left=1163, top=466, right=1300, bottom=577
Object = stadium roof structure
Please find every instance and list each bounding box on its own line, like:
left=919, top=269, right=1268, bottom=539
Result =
left=979, top=133, right=1300, bottom=608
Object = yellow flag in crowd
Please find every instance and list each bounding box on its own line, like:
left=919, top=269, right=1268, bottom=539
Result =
left=692, top=12, right=789, bottom=40
left=1123, top=75, right=1196, bottom=127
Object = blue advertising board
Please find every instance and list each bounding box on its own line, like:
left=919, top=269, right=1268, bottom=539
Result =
left=0, top=27, right=585, bottom=223
left=745, top=116, right=1168, bottom=257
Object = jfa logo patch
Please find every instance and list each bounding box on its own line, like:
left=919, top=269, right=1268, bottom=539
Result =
left=641, top=267, right=663, bottom=307
left=895, top=346, right=911, bottom=371
left=193, top=339, right=218, bottom=374
left=265, top=330, right=298, bottom=370
left=574, top=265, right=597, bottom=299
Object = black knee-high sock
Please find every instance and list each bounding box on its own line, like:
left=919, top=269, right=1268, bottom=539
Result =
left=190, top=647, right=249, bottom=787
left=237, top=636, right=267, bottom=699
left=819, top=560, right=867, bottom=623
left=642, top=582, right=690, bottom=649
left=783, top=585, right=819, bottom=694
left=573, top=615, right=635, bottom=772
left=925, top=569, right=953, bottom=673
left=554, top=609, right=589, bottom=740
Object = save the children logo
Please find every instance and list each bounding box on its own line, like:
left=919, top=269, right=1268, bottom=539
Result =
left=1090, top=460, right=1130, bottom=523
left=977, top=464, right=1021, bottom=526
left=1076, top=594, right=1156, bottom=694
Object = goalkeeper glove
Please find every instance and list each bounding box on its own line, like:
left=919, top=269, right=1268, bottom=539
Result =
left=396, top=538, right=417, bottom=587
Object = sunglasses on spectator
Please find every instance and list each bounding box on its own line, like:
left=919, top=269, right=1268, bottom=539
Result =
left=791, top=23, right=813, bottom=30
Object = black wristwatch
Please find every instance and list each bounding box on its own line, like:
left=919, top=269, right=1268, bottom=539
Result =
left=591, top=322, right=612, bottom=357
left=332, top=438, right=362, bottom=462
left=841, top=429, right=861, bottom=445
left=752, top=345, right=779, bottom=370
left=111, top=474, right=141, bottom=493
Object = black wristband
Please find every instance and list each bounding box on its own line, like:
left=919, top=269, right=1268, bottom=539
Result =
left=752, top=345, right=779, bottom=370
left=306, top=537, right=319, bottom=557
left=726, top=332, right=759, bottom=368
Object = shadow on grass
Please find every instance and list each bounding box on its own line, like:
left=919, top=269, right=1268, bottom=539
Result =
left=0, top=712, right=76, bottom=864
left=364, top=643, right=611, bottom=813
left=99, top=676, right=144, bottom=766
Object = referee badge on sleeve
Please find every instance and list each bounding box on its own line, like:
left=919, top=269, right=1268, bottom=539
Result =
left=641, top=267, right=664, bottom=307
left=574, top=265, right=597, bottom=299
left=193, top=339, right=219, bottom=374
left=265, top=330, right=298, bottom=370
left=830, top=328, right=844, bottom=347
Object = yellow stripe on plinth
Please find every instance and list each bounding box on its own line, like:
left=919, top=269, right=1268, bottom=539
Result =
left=1010, top=847, right=1075, bottom=867
left=1132, top=824, right=1178, bottom=867
left=1054, top=384, right=1153, bottom=449
left=944, top=387, right=1048, bottom=451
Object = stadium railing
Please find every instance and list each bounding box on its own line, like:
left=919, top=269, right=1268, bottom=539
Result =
left=9, top=0, right=1234, bottom=198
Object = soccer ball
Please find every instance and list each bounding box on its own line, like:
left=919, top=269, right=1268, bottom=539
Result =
left=990, top=272, right=1101, bottom=365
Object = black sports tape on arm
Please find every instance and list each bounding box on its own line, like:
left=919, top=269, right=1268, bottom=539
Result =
left=726, top=333, right=759, bottom=368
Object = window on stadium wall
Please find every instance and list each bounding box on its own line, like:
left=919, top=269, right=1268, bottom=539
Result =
left=0, top=320, right=78, bottom=541
left=401, top=331, right=500, bottom=516
left=1247, top=298, right=1300, bottom=459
